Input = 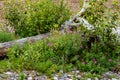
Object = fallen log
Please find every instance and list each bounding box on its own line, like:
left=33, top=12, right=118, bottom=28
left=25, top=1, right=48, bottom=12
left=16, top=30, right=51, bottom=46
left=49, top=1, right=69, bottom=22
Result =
left=0, top=33, right=50, bottom=49
left=0, top=33, right=50, bottom=57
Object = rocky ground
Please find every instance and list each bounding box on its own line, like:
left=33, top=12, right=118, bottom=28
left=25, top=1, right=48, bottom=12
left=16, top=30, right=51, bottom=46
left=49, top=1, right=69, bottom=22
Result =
left=0, top=70, right=120, bottom=80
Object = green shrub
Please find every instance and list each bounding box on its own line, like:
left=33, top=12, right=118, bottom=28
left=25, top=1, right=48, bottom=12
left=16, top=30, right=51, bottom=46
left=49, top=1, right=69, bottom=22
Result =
left=6, top=30, right=82, bottom=73
left=5, top=27, right=120, bottom=74
left=4, top=0, right=70, bottom=37
left=0, top=31, right=15, bottom=42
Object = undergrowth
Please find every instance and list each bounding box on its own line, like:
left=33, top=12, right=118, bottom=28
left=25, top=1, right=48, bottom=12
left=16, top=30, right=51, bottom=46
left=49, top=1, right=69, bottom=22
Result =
left=0, top=0, right=120, bottom=78
left=0, top=27, right=119, bottom=76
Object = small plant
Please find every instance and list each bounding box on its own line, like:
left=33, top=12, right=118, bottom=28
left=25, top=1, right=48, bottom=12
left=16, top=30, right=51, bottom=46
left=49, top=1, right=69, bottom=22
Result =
left=0, top=31, right=15, bottom=42
left=83, top=72, right=101, bottom=79
left=18, top=72, right=26, bottom=80
left=0, top=60, right=8, bottom=73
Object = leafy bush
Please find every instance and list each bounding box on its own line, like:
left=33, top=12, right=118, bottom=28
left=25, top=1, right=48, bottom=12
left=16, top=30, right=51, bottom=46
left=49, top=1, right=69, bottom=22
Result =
left=4, top=0, right=70, bottom=37
left=6, top=30, right=82, bottom=74
left=0, top=31, right=15, bottom=42
left=5, top=27, right=120, bottom=74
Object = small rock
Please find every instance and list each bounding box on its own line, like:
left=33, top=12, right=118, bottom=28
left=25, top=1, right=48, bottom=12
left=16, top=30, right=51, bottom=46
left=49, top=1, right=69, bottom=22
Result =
left=63, top=73, right=68, bottom=78
left=101, top=78, right=110, bottom=80
left=116, top=73, right=120, bottom=78
left=67, top=74, right=72, bottom=78
left=64, top=77, right=70, bottom=80
left=72, top=71, right=75, bottom=74
left=40, top=75, right=48, bottom=79
left=76, top=75, right=81, bottom=79
left=53, top=76, right=58, bottom=80
left=87, top=78, right=91, bottom=80
left=59, top=70, right=64, bottom=73
left=103, top=72, right=112, bottom=78
left=35, top=77, right=44, bottom=80
left=95, top=77, right=99, bottom=80
left=10, top=76, right=16, bottom=80
left=4, top=72, right=13, bottom=75
left=76, top=70, right=80, bottom=74
left=23, top=70, right=29, bottom=76
left=28, top=76, right=32, bottom=80
left=112, top=78, right=117, bottom=80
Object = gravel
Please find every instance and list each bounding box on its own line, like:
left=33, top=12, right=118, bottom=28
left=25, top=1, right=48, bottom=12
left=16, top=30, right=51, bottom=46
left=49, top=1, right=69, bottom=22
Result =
left=0, top=70, right=120, bottom=80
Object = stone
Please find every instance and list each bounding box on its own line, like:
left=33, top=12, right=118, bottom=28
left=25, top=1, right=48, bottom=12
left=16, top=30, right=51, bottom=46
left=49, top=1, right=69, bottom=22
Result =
left=59, top=70, right=64, bottom=73
left=64, top=77, right=70, bottom=80
left=67, top=74, right=72, bottom=78
left=53, top=76, right=58, bottom=80
left=112, top=78, right=117, bottom=80
left=101, top=78, right=109, bottom=80
left=103, top=72, right=112, bottom=79
left=76, top=75, right=81, bottom=79
left=63, top=73, right=68, bottom=78
left=4, top=72, right=13, bottom=75
left=87, top=78, right=91, bottom=80
left=76, top=70, right=80, bottom=74
left=28, top=76, right=32, bottom=80
left=95, top=77, right=99, bottom=80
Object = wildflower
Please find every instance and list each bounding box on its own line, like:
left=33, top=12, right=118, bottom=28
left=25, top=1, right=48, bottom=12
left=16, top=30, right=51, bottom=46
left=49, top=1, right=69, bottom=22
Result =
left=84, top=0, right=88, bottom=2
left=108, top=59, right=112, bottom=62
left=94, top=61, right=97, bottom=64
left=82, top=61, right=86, bottom=64
left=47, top=42, right=51, bottom=46
left=8, top=29, right=11, bottom=33
left=68, top=29, right=73, bottom=34
left=69, top=30, right=73, bottom=34
left=98, top=63, right=101, bottom=66
left=80, top=45, right=83, bottom=48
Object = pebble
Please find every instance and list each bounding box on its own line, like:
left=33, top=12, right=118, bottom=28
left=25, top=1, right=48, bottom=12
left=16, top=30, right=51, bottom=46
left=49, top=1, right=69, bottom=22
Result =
left=112, top=78, right=118, bottom=80
left=95, top=77, right=99, bottom=80
left=76, top=70, right=80, bottom=74
left=53, top=76, right=58, bottom=80
left=87, top=78, right=91, bottom=80
left=28, top=76, right=33, bottom=80
left=34, top=77, right=42, bottom=80
left=76, top=75, right=81, bottom=79
left=4, top=71, right=13, bottom=75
